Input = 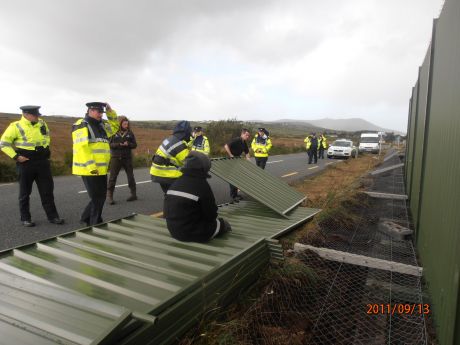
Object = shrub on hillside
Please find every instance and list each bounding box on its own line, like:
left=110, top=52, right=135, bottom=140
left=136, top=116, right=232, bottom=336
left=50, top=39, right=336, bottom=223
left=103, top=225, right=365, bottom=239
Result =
left=205, top=119, right=255, bottom=157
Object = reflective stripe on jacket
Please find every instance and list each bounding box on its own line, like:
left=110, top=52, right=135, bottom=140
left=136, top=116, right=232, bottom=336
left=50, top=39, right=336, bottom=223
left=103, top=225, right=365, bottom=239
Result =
left=191, top=135, right=210, bottom=155
left=72, top=110, right=119, bottom=176
left=319, top=135, right=328, bottom=149
left=150, top=135, right=190, bottom=181
left=0, top=116, right=50, bottom=159
left=251, top=134, right=272, bottom=157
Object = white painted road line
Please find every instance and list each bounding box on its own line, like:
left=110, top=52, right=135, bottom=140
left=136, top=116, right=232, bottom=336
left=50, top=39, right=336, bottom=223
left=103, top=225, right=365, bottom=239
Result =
left=308, top=166, right=319, bottom=170
left=78, top=179, right=151, bottom=194
left=0, top=183, right=13, bottom=187
left=281, top=171, right=298, bottom=178
left=326, top=162, right=334, bottom=165
left=267, top=160, right=284, bottom=164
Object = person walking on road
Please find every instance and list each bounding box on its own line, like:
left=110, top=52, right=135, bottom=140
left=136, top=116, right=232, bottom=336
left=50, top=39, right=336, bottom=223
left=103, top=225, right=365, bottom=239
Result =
left=150, top=120, right=192, bottom=194
left=72, top=102, right=119, bottom=226
left=107, top=116, right=137, bottom=204
left=318, top=133, right=327, bottom=159
left=0, top=105, right=64, bottom=227
left=251, top=127, right=272, bottom=169
left=224, top=129, right=251, bottom=201
left=191, top=126, right=210, bottom=155
left=164, top=151, right=232, bottom=242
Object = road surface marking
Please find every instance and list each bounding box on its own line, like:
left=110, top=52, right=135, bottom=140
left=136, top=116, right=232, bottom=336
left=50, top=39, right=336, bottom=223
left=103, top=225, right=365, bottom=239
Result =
left=326, top=162, right=335, bottom=165
left=267, top=160, right=284, bottom=164
left=151, top=212, right=163, bottom=218
left=281, top=171, right=298, bottom=178
left=308, top=166, right=319, bottom=170
left=0, top=183, right=13, bottom=187
left=78, top=179, right=151, bottom=194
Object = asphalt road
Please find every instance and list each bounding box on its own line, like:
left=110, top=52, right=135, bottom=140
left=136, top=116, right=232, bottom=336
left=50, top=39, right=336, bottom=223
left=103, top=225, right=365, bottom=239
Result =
left=0, top=152, right=342, bottom=251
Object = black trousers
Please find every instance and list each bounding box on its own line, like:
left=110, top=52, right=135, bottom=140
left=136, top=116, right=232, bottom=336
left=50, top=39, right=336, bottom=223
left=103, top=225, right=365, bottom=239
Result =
left=308, top=148, right=318, bottom=164
left=229, top=184, right=239, bottom=199
left=255, top=157, right=268, bottom=169
left=17, top=159, right=59, bottom=221
left=318, top=147, right=325, bottom=159
left=81, top=175, right=107, bottom=225
left=107, top=156, right=136, bottom=194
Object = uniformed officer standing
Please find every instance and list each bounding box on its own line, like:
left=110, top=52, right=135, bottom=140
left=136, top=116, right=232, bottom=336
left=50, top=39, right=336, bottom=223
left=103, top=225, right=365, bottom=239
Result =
left=150, top=120, right=193, bottom=194
left=318, top=133, right=327, bottom=159
left=191, top=126, right=210, bottom=155
left=251, top=127, right=272, bottom=169
left=0, top=106, right=63, bottom=227
left=72, top=102, right=119, bottom=226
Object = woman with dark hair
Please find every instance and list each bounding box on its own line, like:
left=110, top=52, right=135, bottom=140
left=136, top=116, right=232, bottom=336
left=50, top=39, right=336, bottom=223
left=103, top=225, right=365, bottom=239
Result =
left=107, top=116, right=137, bottom=204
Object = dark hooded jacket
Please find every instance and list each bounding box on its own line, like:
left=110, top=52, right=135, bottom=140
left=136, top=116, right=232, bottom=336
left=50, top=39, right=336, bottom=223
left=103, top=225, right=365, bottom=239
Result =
left=164, top=152, right=225, bottom=242
left=151, top=120, right=192, bottom=184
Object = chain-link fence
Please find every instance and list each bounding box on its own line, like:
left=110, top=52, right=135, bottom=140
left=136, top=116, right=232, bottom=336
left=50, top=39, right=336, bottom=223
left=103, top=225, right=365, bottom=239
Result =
left=181, top=151, right=435, bottom=345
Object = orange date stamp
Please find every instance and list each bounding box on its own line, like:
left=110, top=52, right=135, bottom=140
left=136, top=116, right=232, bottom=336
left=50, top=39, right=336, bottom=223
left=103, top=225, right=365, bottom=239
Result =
left=366, top=303, right=430, bottom=315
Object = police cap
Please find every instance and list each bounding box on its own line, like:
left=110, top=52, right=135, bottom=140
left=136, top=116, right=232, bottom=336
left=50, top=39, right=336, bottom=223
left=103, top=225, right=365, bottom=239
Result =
left=20, top=105, right=42, bottom=116
left=193, top=126, right=203, bottom=131
left=86, top=102, right=106, bottom=112
left=258, top=127, right=265, bottom=132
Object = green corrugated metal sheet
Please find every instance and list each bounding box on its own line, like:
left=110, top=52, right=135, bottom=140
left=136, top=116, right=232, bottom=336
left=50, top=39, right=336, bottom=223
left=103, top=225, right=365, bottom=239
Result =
left=0, top=201, right=320, bottom=345
left=0, top=268, right=132, bottom=345
left=409, top=45, right=431, bottom=233
left=405, top=82, right=418, bottom=195
left=408, top=0, right=460, bottom=342
left=211, top=157, right=306, bottom=216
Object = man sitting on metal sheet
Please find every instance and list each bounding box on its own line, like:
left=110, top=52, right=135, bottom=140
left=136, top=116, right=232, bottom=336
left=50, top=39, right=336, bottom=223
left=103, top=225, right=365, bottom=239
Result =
left=164, top=151, right=232, bottom=242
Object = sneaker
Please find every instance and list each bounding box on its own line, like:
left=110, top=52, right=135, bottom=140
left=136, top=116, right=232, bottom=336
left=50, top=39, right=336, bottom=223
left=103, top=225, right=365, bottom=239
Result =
left=22, top=220, right=35, bottom=227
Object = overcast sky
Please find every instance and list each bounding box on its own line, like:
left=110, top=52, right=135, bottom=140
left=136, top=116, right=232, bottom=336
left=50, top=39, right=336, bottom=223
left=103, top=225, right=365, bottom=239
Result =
left=0, top=0, right=443, bottom=132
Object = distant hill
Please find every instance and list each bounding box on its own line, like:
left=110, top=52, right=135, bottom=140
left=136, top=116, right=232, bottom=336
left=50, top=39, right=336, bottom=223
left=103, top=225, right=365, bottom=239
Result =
left=276, top=118, right=403, bottom=135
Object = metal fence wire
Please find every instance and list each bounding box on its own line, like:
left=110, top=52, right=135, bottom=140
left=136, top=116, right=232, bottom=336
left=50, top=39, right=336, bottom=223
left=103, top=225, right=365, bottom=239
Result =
left=185, top=153, right=435, bottom=345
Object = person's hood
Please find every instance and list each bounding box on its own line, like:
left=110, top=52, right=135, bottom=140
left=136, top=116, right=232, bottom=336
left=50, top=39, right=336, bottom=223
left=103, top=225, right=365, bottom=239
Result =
left=173, top=120, right=192, bottom=141
left=181, top=151, right=212, bottom=178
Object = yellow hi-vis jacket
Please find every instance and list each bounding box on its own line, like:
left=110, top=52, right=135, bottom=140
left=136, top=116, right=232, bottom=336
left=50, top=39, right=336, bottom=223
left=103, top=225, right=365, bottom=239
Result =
left=0, top=116, right=50, bottom=159
left=319, top=135, right=328, bottom=149
left=150, top=135, right=191, bottom=182
left=72, top=110, right=119, bottom=176
left=304, top=136, right=312, bottom=150
left=251, top=134, right=272, bottom=157
left=191, top=135, right=210, bottom=155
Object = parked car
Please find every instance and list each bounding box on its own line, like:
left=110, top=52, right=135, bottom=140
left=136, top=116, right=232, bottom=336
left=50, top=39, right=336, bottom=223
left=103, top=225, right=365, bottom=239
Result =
left=327, top=139, right=357, bottom=159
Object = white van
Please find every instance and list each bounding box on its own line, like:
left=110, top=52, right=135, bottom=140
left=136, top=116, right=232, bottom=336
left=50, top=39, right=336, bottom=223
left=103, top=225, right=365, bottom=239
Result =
left=359, top=133, right=380, bottom=154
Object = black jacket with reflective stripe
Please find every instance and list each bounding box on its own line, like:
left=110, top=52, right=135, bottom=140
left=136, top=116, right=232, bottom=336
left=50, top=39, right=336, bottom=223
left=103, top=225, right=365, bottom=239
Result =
left=164, top=171, right=219, bottom=242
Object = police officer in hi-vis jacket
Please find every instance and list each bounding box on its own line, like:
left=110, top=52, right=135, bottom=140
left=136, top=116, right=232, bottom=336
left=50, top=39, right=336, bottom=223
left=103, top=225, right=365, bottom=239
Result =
left=72, top=102, right=119, bottom=226
left=0, top=105, right=64, bottom=227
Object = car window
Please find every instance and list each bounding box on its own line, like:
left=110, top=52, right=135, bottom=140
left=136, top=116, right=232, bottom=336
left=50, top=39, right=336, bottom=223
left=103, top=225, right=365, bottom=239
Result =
left=332, top=141, right=351, bottom=147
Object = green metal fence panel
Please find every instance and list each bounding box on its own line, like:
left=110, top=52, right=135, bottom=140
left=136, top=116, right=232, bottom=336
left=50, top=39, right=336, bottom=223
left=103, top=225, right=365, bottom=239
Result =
left=0, top=268, right=132, bottom=345
left=0, top=202, right=319, bottom=344
left=410, top=45, right=431, bottom=233
left=211, top=157, right=306, bottom=216
left=405, top=82, right=418, bottom=196
left=414, top=1, right=460, bottom=343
